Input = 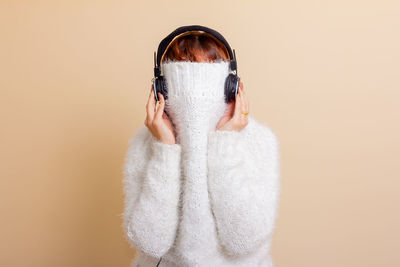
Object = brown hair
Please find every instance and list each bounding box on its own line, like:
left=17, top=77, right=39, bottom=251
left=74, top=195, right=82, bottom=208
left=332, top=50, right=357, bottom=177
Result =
left=161, top=32, right=230, bottom=63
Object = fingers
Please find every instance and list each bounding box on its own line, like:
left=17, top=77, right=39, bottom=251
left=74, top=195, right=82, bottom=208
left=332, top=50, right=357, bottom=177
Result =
left=240, top=82, right=249, bottom=113
left=239, top=83, right=245, bottom=113
left=241, top=82, right=249, bottom=113
left=155, top=93, right=165, bottom=120
left=233, top=85, right=242, bottom=118
left=239, top=83, right=249, bottom=125
left=146, top=85, right=156, bottom=122
left=232, top=82, right=248, bottom=129
left=239, top=86, right=245, bottom=120
left=145, top=85, right=156, bottom=127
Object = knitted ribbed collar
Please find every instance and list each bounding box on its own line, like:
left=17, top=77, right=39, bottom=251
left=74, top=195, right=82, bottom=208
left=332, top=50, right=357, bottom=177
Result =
left=161, top=61, right=230, bottom=148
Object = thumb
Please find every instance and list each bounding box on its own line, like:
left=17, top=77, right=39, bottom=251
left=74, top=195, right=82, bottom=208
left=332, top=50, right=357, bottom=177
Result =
left=226, top=102, right=235, bottom=116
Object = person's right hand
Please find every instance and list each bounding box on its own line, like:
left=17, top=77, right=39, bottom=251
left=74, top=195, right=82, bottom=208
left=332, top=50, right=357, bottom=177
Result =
left=144, top=85, right=176, bottom=145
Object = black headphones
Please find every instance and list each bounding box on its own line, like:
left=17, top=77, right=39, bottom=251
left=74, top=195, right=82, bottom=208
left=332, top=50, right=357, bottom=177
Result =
left=152, top=25, right=240, bottom=104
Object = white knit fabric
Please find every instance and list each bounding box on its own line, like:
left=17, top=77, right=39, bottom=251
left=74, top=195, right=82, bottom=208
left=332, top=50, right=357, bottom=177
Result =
left=122, top=61, right=281, bottom=267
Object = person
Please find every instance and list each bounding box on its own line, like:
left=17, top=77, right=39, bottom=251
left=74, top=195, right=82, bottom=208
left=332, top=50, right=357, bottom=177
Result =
left=122, top=25, right=281, bottom=267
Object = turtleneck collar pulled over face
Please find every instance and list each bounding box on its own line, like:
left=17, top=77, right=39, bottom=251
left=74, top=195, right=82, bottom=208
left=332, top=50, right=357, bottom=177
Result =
left=161, top=60, right=230, bottom=149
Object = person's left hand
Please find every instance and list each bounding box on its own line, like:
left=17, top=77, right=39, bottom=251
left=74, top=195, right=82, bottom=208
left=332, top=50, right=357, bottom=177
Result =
left=216, top=81, right=249, bottom=131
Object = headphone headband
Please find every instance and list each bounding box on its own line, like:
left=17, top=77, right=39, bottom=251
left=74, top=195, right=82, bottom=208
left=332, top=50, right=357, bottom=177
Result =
left=154, top=25, right=237, bottom=78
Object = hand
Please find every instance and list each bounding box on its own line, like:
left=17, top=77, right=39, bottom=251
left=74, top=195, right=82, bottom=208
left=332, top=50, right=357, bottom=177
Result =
left=216, top=81, right=249, bottom=131
left=144, top=85, right=176, bottom=145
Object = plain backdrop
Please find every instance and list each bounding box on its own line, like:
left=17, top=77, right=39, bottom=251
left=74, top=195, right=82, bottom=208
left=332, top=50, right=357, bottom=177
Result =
left=1, top=1, right=399, bottom=266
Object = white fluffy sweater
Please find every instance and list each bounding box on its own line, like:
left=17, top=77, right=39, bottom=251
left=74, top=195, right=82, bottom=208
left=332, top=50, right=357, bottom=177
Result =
left=123, top=60, right=280, bottom=267
left=122, top=115, right=281, bottom=266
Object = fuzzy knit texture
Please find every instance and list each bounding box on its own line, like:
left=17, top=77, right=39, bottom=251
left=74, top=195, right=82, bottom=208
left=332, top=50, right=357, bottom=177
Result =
left=122, top=61, right=281, bottom=267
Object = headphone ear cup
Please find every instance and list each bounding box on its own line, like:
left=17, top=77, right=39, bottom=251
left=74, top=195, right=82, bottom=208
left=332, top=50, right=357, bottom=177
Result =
left=155, top=76, right=168, bottom=100
left=224, top=74, right=240, bottom=103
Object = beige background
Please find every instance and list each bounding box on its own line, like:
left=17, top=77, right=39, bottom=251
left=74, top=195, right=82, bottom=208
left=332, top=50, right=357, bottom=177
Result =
left=1, top=0, right=399, bottom=266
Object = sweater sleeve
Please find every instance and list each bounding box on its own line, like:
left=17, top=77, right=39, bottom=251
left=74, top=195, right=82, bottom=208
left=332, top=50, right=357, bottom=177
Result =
left=207, top=116, right=281, bottom=257
left=122, top=126, right=182, bottom=258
